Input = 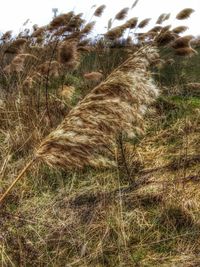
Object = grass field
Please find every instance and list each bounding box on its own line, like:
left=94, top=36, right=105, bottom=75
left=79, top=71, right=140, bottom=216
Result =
left=0, top=6, right=200, bottom=267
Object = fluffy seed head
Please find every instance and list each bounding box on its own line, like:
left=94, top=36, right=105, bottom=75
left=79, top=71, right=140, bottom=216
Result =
left=81, top=22, right=96, bottom=35
left=50, top=12, right=74, bottom=28
left=115, top=8, right=129, bottom=21
left=105, top=25, right=126, bottom=40
left=176, top=8, right=194, bottom=20
left=94, top=5, right=106, bottom=17
left=171, top=35, right=194, bottom=49
left=156, top=13, right=170, bottom=24
left=155, top=31, right=176, bottom=46
left=59, top=85, right=75, bottom=102
left=138, top=18, right=151, bottom=28
left=35, top=46, right=159, bottom=169
left=125, top=17, right=138, bottom=29
left=172, top=26, right=188, bottom=34
left=58, top=41, right=78, bottom=68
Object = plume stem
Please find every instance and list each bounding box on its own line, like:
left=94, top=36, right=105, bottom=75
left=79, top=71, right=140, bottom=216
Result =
left=0, top=157, right=36, bottom=205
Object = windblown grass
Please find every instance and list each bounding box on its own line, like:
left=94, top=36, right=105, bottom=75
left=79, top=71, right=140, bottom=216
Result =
left=0, top=3, right=200, bottom=267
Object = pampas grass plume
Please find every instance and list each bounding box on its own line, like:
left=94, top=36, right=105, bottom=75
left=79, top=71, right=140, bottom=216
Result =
left=35, top=46, right=159, bottom=169
left=138, top=18, right=151, bottom=28
left=176, top=8, right=194, bottom=20
left=172, top=26, right=188, bottom=34
left=58, top=41, right=78, bottom=67
left=171, top=35, right=194, bottom=49
left=94, top=5, right=106, bottom=17
left=115, top=7, right=129, bottom=21
left=125, top=17, right=138, bottom=29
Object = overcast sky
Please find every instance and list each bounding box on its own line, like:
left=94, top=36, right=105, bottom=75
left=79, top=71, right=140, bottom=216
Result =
left=0, top=0, right=199, bottom=36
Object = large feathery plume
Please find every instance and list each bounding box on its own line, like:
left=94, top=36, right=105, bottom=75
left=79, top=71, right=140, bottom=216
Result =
left=115, top=7, right=129, bottom=21
left=35, top=46, right=159, bottom=169
left=176, top=8, right=194, bottom=20
left=94, top=5, right=106, bottom=17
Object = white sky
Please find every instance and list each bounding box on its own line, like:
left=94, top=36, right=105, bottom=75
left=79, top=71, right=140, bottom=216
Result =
left=0, top=0, right=199, bottom=36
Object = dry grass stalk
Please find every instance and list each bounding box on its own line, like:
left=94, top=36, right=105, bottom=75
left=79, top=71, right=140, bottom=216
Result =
left=35, top=46, right=159, bottom=169
left=107, top=18, right=113, bottom=30
left=176, top=8, right=194, bottom=20
left=131, top=0, right=139, bottom=9
left=115, top=8, right=129, bottom=21
left=94, top=5, right=106, bottom=17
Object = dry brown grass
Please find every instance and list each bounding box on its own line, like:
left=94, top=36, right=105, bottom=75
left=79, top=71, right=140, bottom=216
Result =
left=0, top=4, right=199, bottom=267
